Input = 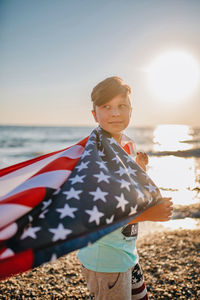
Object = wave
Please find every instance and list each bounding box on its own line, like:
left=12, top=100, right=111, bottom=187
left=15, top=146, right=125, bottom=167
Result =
left=148, top=148, right=200, bottom=158
left=180, top=139, right=200, bottom=144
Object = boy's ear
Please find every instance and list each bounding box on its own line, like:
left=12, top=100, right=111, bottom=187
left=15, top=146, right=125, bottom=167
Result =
left=92, top=110, right=98, bottom=122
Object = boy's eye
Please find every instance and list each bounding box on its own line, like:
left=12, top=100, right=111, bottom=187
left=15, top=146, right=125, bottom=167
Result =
left=103, top=105, right=110, bottom=109
left=120, top=104, right=127, bottom=108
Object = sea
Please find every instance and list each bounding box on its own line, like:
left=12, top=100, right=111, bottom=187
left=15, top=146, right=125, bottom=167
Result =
left=0, top=124, right=200, bottom=233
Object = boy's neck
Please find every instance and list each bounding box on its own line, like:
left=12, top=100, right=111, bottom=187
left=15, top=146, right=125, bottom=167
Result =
left=111, top=133, right=122, bottom=145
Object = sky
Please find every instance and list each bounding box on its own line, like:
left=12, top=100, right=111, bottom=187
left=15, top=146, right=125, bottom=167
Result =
left=0, top=0, right=200, bottom=127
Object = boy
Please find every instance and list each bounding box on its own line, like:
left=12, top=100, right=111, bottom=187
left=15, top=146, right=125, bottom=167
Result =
left=77, top=76, right=173, bottom=300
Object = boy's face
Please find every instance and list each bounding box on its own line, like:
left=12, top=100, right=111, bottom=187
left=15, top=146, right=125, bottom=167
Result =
left=92, top=95, right=132, bottom=137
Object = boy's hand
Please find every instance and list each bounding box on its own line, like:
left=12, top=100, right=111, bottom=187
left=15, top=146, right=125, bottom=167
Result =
left=136, top=152, right=148, bottom=171
left=129, top=197, right=173, bottom=224
left=140, top=197, right=173, bottom=222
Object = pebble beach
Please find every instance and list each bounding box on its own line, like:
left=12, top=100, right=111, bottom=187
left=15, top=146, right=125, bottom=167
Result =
left=0, top=226, right=199, bottom=299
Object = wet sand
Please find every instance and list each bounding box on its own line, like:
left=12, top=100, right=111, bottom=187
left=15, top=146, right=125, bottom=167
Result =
left=0, top=227, right=199, bottom=299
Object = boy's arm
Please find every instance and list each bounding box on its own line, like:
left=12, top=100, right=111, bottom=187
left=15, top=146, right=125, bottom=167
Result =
left=128, top=197, right=173, bottom=224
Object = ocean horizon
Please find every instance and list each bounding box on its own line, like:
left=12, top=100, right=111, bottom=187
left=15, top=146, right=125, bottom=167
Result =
left=0, top=123, right=200, bottom=166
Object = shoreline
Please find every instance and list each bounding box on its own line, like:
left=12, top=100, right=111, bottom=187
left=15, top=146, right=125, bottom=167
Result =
left=0, top=228, right=199, bottom=299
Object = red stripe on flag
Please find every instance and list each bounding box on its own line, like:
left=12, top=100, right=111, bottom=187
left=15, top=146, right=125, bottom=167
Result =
left=0, top=187, right=46, bottom=207
left=0, top=245, right=7, bottom=256
left=0, top=249, right=34, bottom=280
left=0, top=136, right=89, bottom=178
left=32, top=157, right=79, bottom=177
left=132, top=283, right=146, bottom=295
left=77, top=136, right=89, bottom=147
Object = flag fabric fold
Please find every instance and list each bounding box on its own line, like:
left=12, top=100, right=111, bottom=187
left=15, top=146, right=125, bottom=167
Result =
left=0, top=127, right=161, bottom=280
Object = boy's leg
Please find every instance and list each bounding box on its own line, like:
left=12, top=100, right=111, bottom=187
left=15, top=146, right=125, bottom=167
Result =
left=81, top=265, right=132, bottom=300
left=131, top=263, right=149, bottom=300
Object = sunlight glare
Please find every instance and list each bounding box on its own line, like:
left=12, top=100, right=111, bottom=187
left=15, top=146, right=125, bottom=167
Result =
left=147, top=51, right=199, bottom=102
left=158, top=218, right=200, bottom=230
left=153, top=124, right=191, bottom=152
left=146, top=124, right=200, bottom=206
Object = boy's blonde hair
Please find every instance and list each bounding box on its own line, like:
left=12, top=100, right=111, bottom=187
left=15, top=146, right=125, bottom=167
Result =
left=91, top=76, right=131, bottom=110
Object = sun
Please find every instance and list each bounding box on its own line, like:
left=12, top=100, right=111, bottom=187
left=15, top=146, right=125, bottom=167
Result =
left=147, top=51, right=199, bottom=103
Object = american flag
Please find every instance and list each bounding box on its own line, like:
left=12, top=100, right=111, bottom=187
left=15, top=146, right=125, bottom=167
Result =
left=0, top=126, right=161, bottom=280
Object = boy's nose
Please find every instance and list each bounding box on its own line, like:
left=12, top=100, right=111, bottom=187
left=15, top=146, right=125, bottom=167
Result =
left=111, top=108, right=120, bottom=116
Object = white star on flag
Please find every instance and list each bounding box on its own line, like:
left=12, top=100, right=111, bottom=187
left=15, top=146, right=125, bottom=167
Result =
left=96, top=161, right=108, bottom=171
left=129, top=205, right=138, bottom=216
left=145, top=183, right=157, bottom=193
left=112, top=156, right=121, bottom=164
left=81, top=149, right=92, bottom=159
left=49, top=223, right=72, bottom=242
left=93, top=171, right=110, bottom=183
left=56, top=203, right=77, bottom=219
left=42, top=199, right=52, bottom=210
left=106, top=215, right=114, bottom=224
left=20, top=226, right=41, bottom=240
left=107, top=137, right=117, bottom=145
left=89, top=132, right=96, bottom=139
left=98, top=149, right=105, bottom=157
left=115, top=166, right=127, bottom=177
left=113, top=149, right=119, bottom=156
left=132, top=277, right=137, bottom=284
left=75, top=161, right=89, bottom=172
left=53, top=188, right=61, bottom=195
left=130, top=177, right=139, bottom=187
left=39, top=209, right=49, bottom=219
left=28, top=215, right=33, bottom=222
left=119, top=179, right=131, bottom=191
left=89, top=187, right=108, bottom=202
left=63, top=187, right=82, bottom=200
left=125, top=155, right=133, bottom=163
left=127, top=166, right=137, bottom=177
left=135, top=188, right=145, bottom=201
left=69, top=174, right=85, bottom=184
left=85, top=205, right=104, bottom=225
left=115, top=193, right=129, bottom=212
left=86, top=140, right=95, bottom=146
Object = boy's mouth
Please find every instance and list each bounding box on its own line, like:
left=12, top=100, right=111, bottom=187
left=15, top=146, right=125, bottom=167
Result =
left=108, top=121, right=123, bottom=124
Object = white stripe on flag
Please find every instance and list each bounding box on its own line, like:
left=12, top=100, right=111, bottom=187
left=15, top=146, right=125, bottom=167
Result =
left=0, top=204, right=31, bottom=229
left=0, top=222, right=18, bottom=240
left=60, top=145, right=84, bottom=159
left=0, top=170, right=71, bottom=201
left=0, top=145, right=84, bottom=198
left=0, top=248, right=15, bottom=260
